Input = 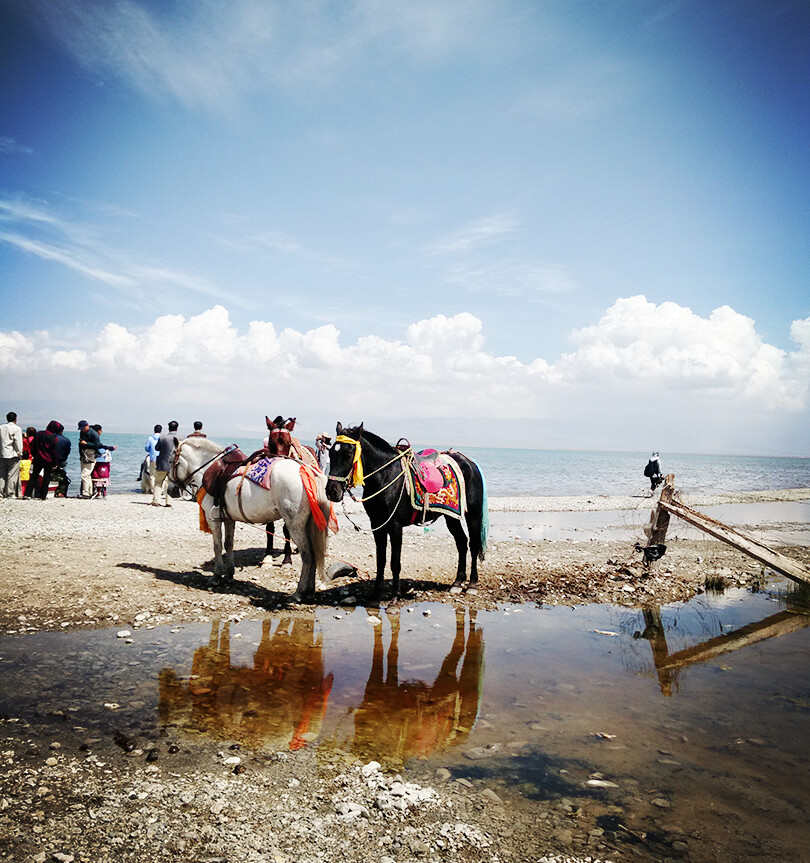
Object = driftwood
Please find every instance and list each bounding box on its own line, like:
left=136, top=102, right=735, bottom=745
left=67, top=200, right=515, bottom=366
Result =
left=648, top=475, right=810, bottom=587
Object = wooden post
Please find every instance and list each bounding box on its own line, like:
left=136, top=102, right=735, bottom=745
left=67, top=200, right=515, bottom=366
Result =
left=659, top=496, right=810, bottom=586
left=643, top=474, right=675, bottom=570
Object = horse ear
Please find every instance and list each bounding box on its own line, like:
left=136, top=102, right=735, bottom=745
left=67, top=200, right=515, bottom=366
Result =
left=285, top=417, right=296, bottom=431
left=265, top=415, right=274, bottom=430
left=358, top=422, right=364, bottom=438
left=336, top=422, right=343, bottom=436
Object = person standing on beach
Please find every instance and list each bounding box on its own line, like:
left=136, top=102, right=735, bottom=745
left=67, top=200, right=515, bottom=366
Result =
left=143, top=424, right=162, bottom=493
left=24, top=421, right=59, bottom=499
left=77, top=420, right=117, bottom=498
left=644, top=452, right=664, bottom=492
left=188, top=421, right=206, bottom=438
left=152, top=421, right=179, bottom=507
left=52, top=422, right=72, bottom=497
left=0, top=411, right=23, bottom=498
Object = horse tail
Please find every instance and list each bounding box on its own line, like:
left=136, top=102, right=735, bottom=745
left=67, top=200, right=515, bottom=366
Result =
left=308, top=505, right=328, bottom=580
left=477, top=463, right=489, bottom=559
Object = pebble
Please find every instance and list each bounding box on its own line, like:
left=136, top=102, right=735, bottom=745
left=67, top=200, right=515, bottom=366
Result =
left=116, top=630, right=131, bottom=639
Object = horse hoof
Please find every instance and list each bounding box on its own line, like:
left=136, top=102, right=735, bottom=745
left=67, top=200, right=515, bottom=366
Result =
left=284, top=592, right=303, bottom=605
left=465, top=587, right=478, bottom=596
left=449, top=585, right=463, bottom=595
left=281, top=557, right=293, bottom=567
left=260, top=556, right=274, bottom=568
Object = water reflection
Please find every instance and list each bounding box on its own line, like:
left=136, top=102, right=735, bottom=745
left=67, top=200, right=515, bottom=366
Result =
left=159, top=617, right=333, bottom=749
left=343, top=608, right=483, bottom=769
left=633, top=598, right=810, bottom=696
left=158, top=608, right=484, bottom=766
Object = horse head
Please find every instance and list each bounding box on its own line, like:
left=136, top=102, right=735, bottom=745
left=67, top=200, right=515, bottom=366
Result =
left=265, top=415, right=296, bottom=456
left=170, top=436, right=225, bottom=490
left=326, top=422, right=363, bottom=502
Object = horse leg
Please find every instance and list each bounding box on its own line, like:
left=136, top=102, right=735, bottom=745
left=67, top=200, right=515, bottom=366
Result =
left=372, top=530, right=388, bottom=600
left=466, top=510, right=483, bottom=587
left=445, top=516, right=470, bottom=590
left=281, top=523, right=292, bottom=567
left=287, top=516, right=314, bottom=604
left=211, top=518, right=226, bottom=582
left=262, top=522, right=274, bottom=566
left=223, top=519, right=236, bottom=581
left=389, top=525, right=403, bottom=598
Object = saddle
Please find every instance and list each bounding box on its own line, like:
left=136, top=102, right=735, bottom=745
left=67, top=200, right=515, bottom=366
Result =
left=201, top=447, right=251, bottom=502
left=397, top=439, right=443, bottom=494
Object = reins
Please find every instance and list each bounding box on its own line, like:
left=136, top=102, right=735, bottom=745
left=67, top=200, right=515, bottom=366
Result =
left=329, top=436, right=414, bottom=530
left=171, top=441, right=239, bottom=488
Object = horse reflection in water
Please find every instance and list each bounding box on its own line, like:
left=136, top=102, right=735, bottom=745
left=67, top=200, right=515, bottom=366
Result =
left=159, top=617, right=333, bottom=750
left=346, top=607, right=484, bottom=770
left=158, top=608, right=484, bottom=766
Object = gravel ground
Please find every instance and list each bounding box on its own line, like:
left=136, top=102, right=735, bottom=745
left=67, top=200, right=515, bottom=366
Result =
left=1, top=489, right=808, bottom=863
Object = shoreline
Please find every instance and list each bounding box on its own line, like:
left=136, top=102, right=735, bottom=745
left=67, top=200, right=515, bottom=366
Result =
left=2, top=488, right=809, bottom=863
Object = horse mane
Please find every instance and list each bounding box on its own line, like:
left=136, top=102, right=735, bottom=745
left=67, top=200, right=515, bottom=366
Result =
left=184, top=435, right=223, bottom=455
left=346, top=426, right=394, bottom=455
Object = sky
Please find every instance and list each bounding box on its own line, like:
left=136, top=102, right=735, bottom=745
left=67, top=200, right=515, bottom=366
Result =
left=1, top=0, right=808, bottom=455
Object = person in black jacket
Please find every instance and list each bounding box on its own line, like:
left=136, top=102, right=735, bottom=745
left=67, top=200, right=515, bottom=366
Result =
left=24, top=421, right=59, bottom=499
left=52, top=422, right=72, bottom=497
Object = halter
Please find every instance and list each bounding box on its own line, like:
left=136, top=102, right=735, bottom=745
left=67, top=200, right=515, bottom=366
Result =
left=328, top=435, right=410, bottom=515
left=171, top=441, right=239, bottom=489
left=328, top=435, right=365, bottom=487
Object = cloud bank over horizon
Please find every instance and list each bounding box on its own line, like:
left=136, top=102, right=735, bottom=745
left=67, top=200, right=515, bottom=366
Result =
left=2, top=296, right=808, bottom=456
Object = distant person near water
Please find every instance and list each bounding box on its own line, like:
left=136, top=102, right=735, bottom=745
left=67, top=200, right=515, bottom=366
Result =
left=188, top=420, right=206, bottom=438
left=23, top=421, right=60, bottom=499
left=644, top=452, right=664, bottom=492
left=152, top=421, right=179, bottom=507
left=143, top=424, right=162, bottom=493
left=52, top=422, right=72, bottom=497
left=0, top=411, right=23, bottom=498
left=77, top=420, right=117, bottom=498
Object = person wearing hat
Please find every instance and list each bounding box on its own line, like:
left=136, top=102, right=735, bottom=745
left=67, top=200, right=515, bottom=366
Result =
left=315, top=432, right=331, bottom=475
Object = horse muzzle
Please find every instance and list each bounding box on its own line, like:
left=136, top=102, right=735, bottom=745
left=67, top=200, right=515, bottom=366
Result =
left=325, top=478, right=345, bottom=503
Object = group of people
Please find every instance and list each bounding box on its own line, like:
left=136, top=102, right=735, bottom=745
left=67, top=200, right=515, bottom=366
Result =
left=0, top=412, right=117, bottom=499
left=141, top=420, right=200, bottom=506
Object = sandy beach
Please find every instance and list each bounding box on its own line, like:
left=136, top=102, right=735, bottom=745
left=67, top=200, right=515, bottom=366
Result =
left=1, top=488, right=808, bottom=863
left=2, top=487, right=809, bottom=634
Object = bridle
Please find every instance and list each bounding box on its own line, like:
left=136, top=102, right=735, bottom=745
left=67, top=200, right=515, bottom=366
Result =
left=328, top=435, right=410, bottom=530
left=171, top=440, right=239, bottom=490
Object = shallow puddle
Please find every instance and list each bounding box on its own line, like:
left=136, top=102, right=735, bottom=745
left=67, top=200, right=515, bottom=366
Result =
left=1, top=581, right=809, bottom=860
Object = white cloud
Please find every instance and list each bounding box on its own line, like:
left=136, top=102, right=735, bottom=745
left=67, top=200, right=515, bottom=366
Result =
left=2, top=298, right=808, bottom=452
left=425, top=214, right=519, bottom=256
left=0, top=195, right=246, bottom=307
left=559, top=296, right=804, bottom=406
left=0, top=137, right=34, bottom=155
left=23, top=0, right=499, bottom=111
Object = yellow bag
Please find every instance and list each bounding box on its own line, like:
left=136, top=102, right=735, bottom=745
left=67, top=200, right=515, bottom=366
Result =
left=19, top=459, right=31, bottom=481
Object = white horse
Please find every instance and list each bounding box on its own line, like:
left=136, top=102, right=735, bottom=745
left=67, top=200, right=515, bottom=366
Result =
left=171, top=436, right=331, bottom=601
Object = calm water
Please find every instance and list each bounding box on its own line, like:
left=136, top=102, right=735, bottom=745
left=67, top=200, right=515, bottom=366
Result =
left=1, top=582, right=808, bottom=860
left=53, top=432, right=810, bottom=497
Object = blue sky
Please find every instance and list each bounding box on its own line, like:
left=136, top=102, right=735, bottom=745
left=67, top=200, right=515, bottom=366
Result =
left=1, top=0, right=808, bottom=455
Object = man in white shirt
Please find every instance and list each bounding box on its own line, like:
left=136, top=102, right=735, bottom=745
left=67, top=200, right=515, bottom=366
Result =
left=0, top=411, right=24, bottom=498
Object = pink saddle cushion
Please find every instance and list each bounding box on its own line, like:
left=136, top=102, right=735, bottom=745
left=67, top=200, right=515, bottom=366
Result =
left=415, top=460, right=444, bottom=494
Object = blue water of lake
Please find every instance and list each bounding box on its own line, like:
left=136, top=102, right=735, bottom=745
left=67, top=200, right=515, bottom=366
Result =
left=53, top=432, right=810, bottom=497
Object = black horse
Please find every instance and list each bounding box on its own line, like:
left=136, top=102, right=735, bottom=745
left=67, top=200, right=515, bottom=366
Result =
left=325, top=423, right=488, bottom=599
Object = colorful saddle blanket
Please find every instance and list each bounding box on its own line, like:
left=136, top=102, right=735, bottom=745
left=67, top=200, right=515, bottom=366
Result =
left=406, top=453, right=466, bottom=521
left=243, top=456, right=285, bottom=490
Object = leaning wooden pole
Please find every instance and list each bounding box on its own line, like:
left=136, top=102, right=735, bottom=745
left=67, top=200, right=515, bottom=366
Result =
left=651, top=475, right=810, bottom=587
